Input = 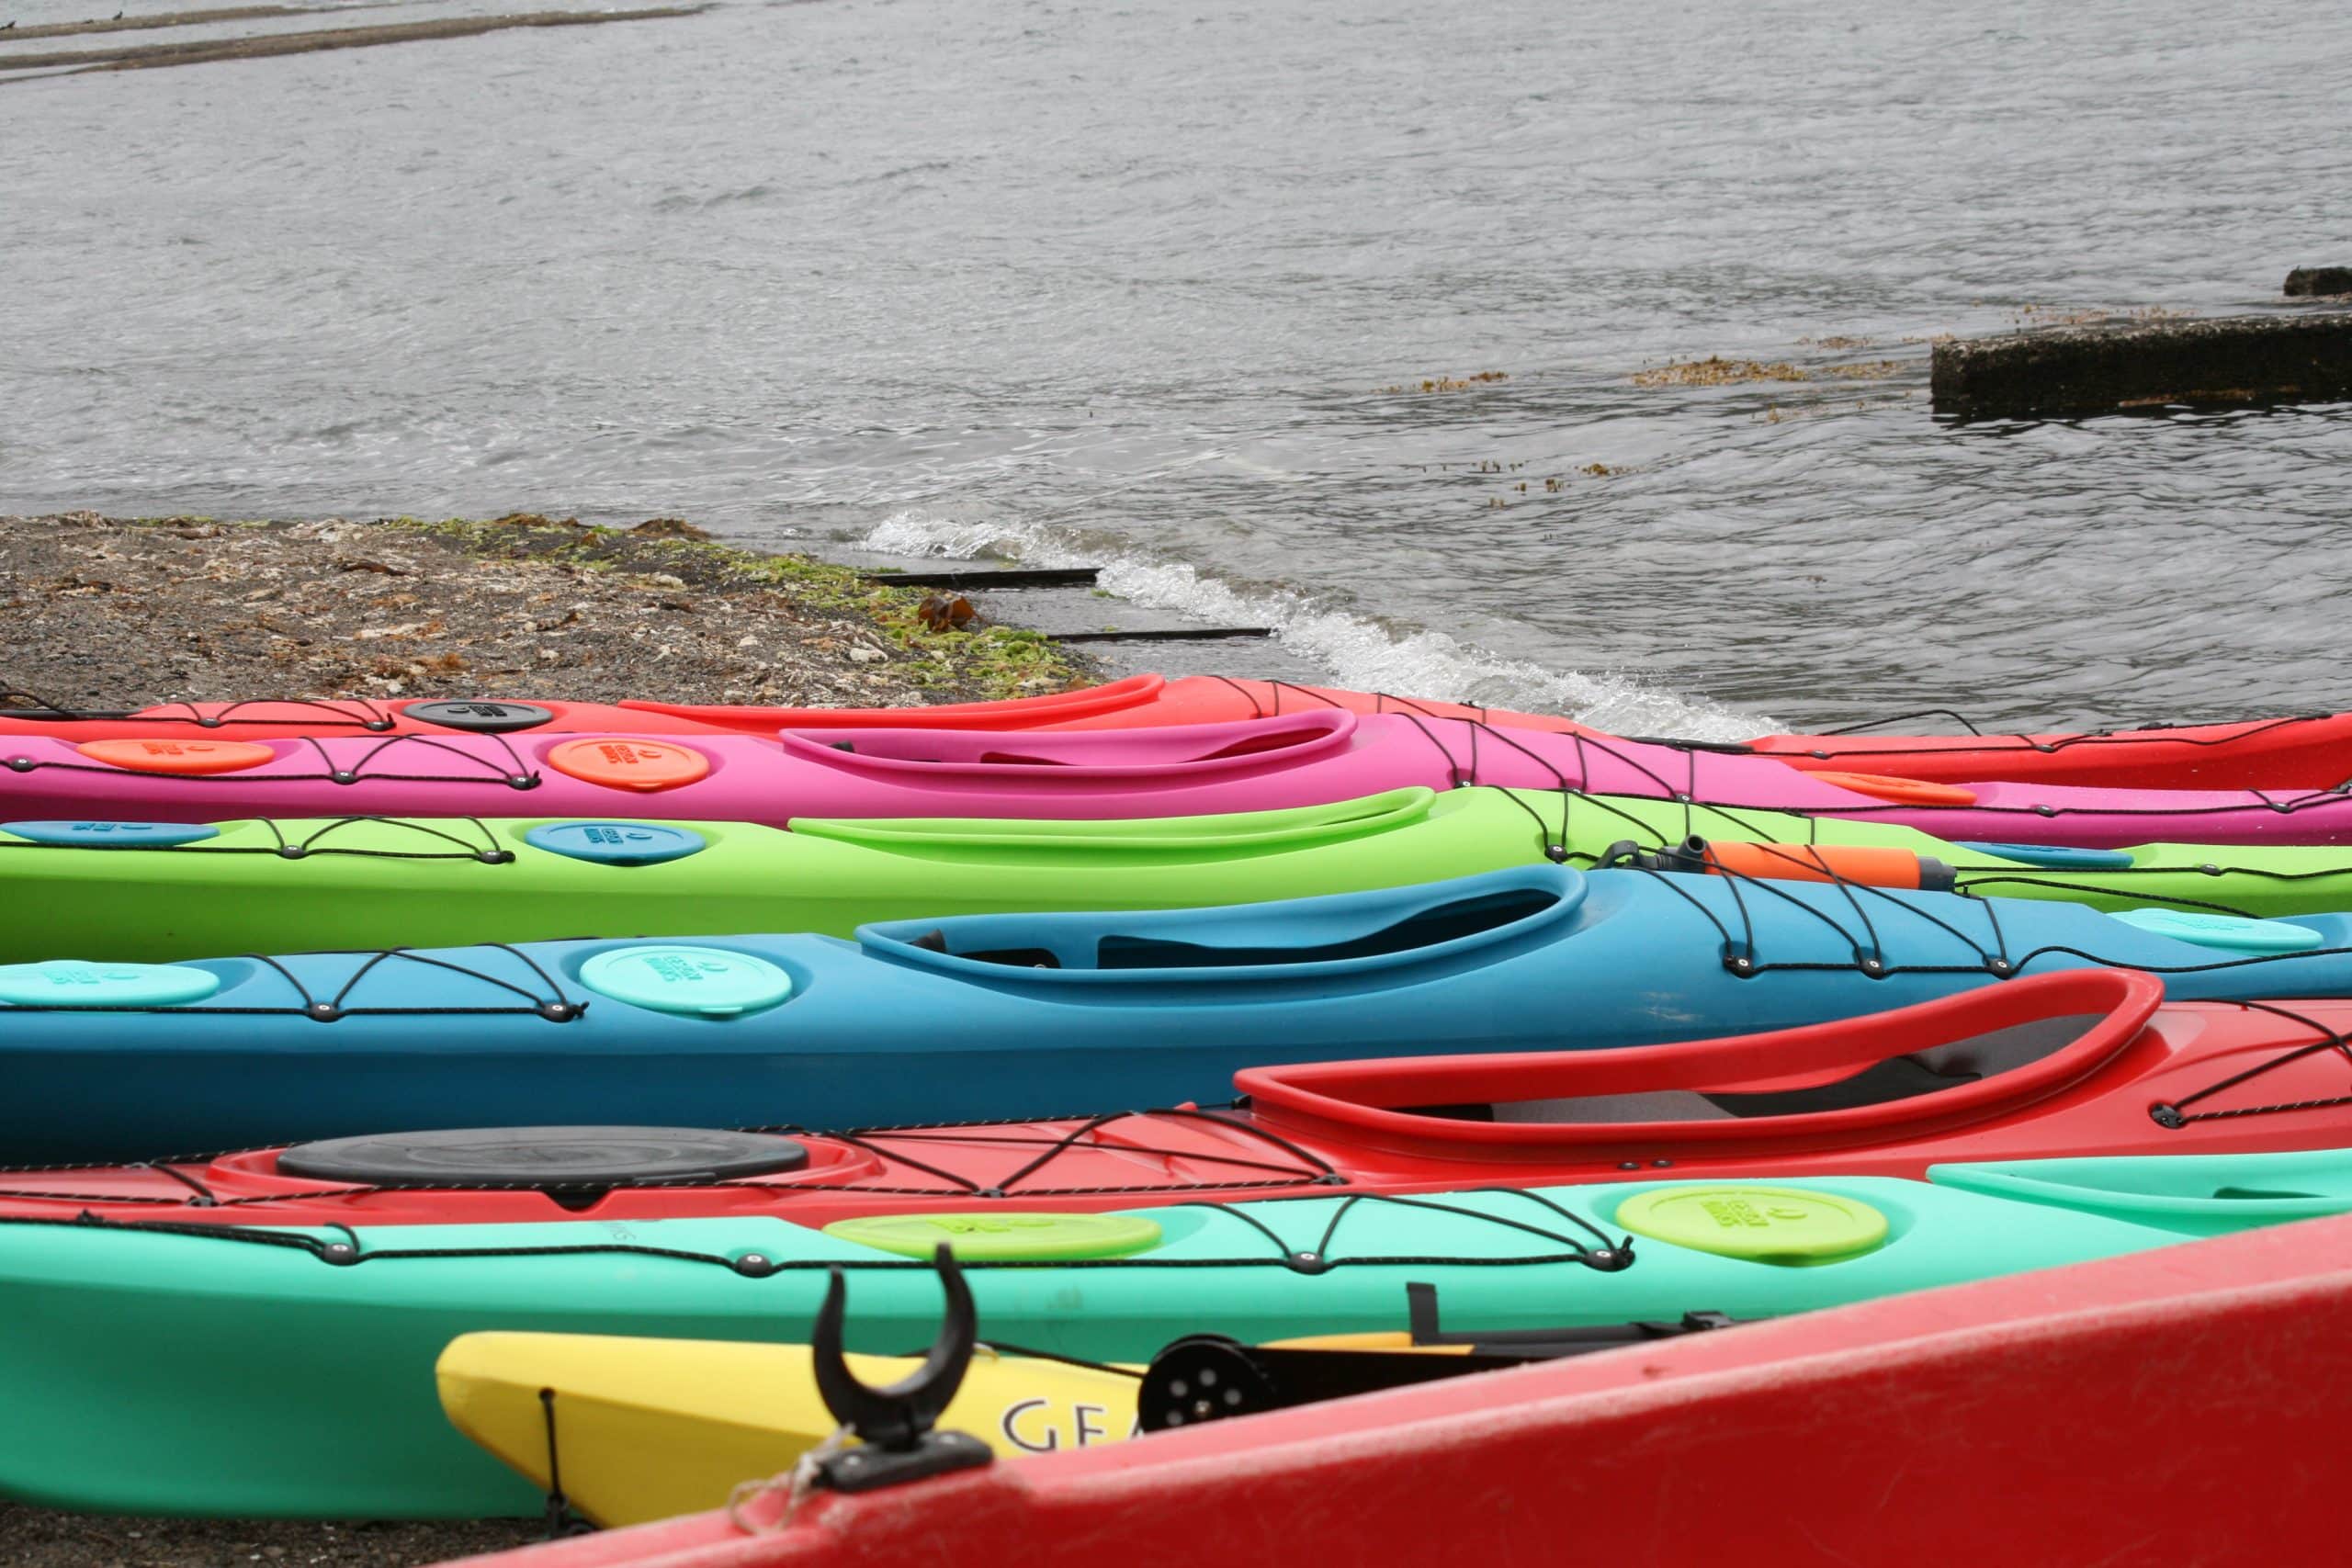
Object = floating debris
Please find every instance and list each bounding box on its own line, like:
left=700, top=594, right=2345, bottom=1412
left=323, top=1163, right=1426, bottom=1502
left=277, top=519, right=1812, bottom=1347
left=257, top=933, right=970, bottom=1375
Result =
left=1630, top=356, right=1810, bottom=388
left=1373, top=371, right=1509, bottom=394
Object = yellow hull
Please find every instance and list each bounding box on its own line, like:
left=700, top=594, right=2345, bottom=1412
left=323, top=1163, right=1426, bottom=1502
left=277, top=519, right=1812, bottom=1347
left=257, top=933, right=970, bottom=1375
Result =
left=436, top=1334, right=1145, bottom=1528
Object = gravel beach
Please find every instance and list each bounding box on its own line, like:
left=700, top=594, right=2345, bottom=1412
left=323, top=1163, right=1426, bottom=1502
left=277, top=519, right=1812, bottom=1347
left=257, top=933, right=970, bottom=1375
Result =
left=1, top=512, right=1091, bottom=716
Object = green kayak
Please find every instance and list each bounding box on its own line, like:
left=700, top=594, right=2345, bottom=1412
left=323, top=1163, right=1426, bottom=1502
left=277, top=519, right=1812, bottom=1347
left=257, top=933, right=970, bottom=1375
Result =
left=1, top=1150, right=2347, bottom=1518
left=5, top=789, right=2351, bottom=961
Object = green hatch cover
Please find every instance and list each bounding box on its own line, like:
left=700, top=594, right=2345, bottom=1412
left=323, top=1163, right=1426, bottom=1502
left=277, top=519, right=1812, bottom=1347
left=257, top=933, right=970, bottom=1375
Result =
left=1615, top=1184, right=1890, bottom=1266
left=825, top=1212, right=1165, bottom=1261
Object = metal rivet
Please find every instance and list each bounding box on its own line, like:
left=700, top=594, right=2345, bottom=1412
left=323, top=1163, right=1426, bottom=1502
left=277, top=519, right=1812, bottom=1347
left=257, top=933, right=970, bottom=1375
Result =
left=330, top=771, right=357, bottom=785
left=277, top=845, right=309, bottom=859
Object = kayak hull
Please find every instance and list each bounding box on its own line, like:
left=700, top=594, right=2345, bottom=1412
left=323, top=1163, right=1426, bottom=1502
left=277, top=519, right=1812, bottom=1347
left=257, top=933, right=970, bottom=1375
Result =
left=11, top=866, right=2352, bottom=1160
left=0, top=1158, right=2313, bottom=1517
left=447, top=1208, right=2352, bottom=1568
left=9, top=970, right=2352, bottom=1232
left=23, top=789, right=2352, bottom=964
left=13, top=713, right=2352, bottom=846
left=15, top=677, right=2352, bottom=790
left=437, top=1336, right=1141, bottom=1528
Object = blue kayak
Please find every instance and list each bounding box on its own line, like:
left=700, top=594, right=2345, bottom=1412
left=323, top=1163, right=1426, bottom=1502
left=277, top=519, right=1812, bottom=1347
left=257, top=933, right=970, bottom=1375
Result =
left=5, top=863, right=2352, bottom=1161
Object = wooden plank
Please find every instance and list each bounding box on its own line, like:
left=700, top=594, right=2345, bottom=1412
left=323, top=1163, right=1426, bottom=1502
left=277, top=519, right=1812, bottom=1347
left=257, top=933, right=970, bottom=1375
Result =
left=858, top=567, right=1101, bottom=591
left=1056, top=626, right=1273, bottom=643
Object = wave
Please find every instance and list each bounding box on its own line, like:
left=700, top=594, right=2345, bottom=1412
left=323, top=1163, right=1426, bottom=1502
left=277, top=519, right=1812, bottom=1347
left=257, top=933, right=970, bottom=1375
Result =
left=859, top=512, right=1771, bottom=741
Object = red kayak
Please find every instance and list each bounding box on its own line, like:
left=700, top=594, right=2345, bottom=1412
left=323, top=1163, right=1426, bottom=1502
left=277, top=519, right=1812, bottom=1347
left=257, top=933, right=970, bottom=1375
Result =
left=641, top=678, right=2352, bottom=787
left=436, top=1207, right=2352, bottom=1568
left=9, top=674, right=2347, bottom=787
left=10, top=970, right=2350, bottom=1232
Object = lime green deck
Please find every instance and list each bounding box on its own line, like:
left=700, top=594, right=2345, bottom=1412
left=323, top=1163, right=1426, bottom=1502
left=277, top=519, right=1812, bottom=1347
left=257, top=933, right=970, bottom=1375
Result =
left=5, top=788, right=2352, bottom=961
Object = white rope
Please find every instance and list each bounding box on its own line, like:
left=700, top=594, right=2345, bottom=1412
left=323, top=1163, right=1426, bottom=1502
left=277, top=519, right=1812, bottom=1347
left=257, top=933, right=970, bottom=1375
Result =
left=726, top=1424, right=854, bottom=1535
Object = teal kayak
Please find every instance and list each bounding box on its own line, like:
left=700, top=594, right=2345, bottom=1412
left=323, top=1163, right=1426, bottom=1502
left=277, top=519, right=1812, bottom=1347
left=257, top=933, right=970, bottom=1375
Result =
left=1, top=1149, right=2347, bottom=1517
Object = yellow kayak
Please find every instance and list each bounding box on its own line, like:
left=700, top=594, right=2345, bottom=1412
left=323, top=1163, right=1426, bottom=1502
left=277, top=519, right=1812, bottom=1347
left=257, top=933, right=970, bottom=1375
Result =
left=435, top=1334, right=1147, bottom=1528
left=436, top=1308, right=1555, bottom=1530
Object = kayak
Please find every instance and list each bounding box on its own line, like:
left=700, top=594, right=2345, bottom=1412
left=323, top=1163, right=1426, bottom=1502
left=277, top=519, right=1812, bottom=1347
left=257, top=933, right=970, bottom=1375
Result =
left=647, top=680, right=2352, bottom=790
left=2, top=1151, right=2343, bottom=1517
left=437, top=1306, right=1751, bottom=1529
left=16, top=676, right=2351, bottom=791
left=22, top=790, right=2352, bottom=963
left=459, top=1210, right=2352, bottom=1568
left=10, top=865, right=2352, bottom=1159
left=436, top=1335, right=1148, bottom=1527
left=15, top=712, right=2352, bottom=847
left=7, top=968, right=2349, bottom=1229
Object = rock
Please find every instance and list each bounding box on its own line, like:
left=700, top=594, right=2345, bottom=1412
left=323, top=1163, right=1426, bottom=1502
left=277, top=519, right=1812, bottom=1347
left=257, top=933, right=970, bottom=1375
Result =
left=1930, top=311, right=2352, bottom=420
left=2286, top=266, right=2352, bottom=298
left=917, top=592, right=978, bottom=633
left=632, top=517, right=711, bottom=539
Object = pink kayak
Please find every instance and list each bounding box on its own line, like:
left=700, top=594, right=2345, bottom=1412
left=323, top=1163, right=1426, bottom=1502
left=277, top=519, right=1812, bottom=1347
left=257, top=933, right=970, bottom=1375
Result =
left=6, top=712, right=2352, bottom=845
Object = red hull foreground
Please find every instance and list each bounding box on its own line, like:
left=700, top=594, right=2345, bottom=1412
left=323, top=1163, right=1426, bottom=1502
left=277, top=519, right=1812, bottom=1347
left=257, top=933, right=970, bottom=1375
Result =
left=9, top=673, right=2351, bottom=788
left=436, top=1209, right=2352, bottom=1568
left=9, top=971, right=2352, bottom=1231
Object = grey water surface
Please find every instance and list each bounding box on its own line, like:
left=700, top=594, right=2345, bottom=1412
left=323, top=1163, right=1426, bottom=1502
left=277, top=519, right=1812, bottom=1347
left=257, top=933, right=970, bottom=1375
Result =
left=4, top=0, right=2348, bottom=735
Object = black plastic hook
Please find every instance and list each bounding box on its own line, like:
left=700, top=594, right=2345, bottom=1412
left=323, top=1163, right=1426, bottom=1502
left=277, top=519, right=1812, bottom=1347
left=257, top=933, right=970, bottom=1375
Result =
left=806, top=1244, right=993, bottom=1494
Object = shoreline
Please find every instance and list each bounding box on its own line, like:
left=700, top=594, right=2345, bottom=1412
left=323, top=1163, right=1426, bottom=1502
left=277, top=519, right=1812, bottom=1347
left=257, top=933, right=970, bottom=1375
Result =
left=0, top=509, right=1095, bottom=1568
left=2, top=512, right=1098, bottom=717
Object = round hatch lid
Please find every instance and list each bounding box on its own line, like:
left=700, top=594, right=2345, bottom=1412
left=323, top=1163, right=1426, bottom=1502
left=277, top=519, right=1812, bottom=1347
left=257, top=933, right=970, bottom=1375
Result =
left=579, top=943, right=794, bottom=1017
left=2, top=820, right=221, bottom=849
left=0, top=959, right=221, bottom=1009
left=401, top=700, right=560, bottom=734
left=1615, top=1184, right=1889, bottom=1266
left=74, top=739, right=277, bottom=775
left=524, top=820, right=707, bottom=866
left=546, top=739, right=712, bottom=793
left=2108, top=908, right=2324, bottom=953
left=824, top=1212, right=1164, bottom=1262
left=277, top=1126, right=809, bottom=1187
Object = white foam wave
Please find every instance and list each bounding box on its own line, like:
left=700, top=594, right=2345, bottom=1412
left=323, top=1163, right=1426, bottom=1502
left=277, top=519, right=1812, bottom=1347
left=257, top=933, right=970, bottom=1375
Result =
left=859, top=512, right=1771, bottom=741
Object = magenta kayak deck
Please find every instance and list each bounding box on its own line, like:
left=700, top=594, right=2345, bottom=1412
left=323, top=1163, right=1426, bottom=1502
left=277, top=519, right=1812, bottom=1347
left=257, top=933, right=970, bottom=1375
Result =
left=6, top=712, right=2352, bottom=844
